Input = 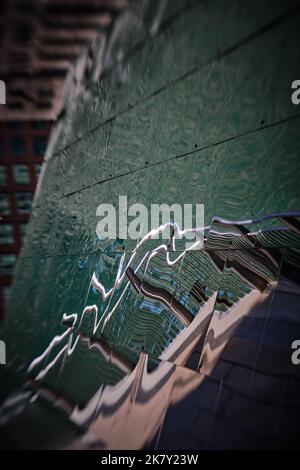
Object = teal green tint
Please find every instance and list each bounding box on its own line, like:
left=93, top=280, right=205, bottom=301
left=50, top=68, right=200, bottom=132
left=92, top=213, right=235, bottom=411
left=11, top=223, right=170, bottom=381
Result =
left=2, top=0, right=300, bottom=438
left=15, top=192, right=32, bottom=214
left=0, top=194, right=10, bottom=215
left=0, top=254, right=16, bottom=276
left=13, top=164, right=30, bottom=185
left=0, top=165, right=7, bottom=187
left=0, top=224, right=14, bottom=244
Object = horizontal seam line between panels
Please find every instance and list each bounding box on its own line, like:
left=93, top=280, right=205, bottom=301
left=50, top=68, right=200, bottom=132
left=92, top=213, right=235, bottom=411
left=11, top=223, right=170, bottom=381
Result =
left=19, top=245, right=300, bottom=260
left=50, top=6, right=298, bottom=157
left=100, top=0, right=202, bottom=80
left=48, top=0, right=202, bottom=157
left=35, top=112, right=300, bottom=207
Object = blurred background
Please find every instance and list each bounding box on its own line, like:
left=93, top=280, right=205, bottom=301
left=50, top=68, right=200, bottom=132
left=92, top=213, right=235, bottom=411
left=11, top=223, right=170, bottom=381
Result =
left=0, top=0, right=128, bottom=317
left=0, top=0, right=300, bottom=451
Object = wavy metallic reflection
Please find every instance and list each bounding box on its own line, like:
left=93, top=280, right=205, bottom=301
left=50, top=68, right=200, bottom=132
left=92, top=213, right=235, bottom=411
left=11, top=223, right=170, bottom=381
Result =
left=1, top=211, right=300, bottom=449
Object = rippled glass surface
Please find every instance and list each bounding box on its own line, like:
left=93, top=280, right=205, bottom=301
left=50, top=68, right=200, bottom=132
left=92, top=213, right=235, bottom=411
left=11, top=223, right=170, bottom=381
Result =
left=1, top=0, right=300, bottom=450
left=1, top=214, right=300, bottom=449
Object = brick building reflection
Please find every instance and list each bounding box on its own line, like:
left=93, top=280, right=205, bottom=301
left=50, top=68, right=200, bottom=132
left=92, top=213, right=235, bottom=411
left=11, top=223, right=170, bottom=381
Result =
left=0, top=121, right=51, bottom=316
left=0, top=0, right=127, bottom=318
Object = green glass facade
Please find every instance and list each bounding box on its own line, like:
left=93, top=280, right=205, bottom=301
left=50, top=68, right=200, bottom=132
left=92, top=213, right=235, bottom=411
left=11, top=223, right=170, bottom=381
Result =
left=1, top=0, right=300, bottom=450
